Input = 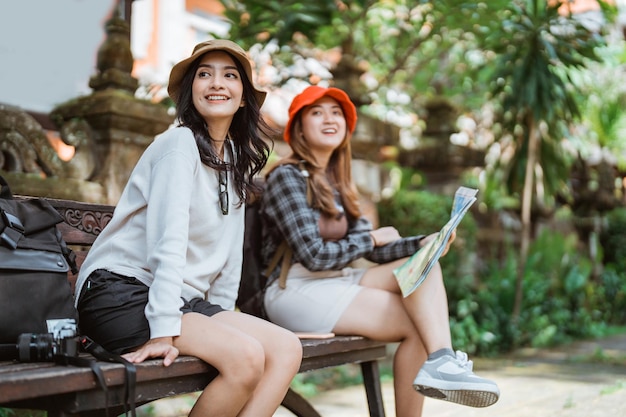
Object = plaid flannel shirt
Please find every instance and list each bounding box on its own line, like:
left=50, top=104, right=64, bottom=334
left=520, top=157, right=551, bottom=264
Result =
left=260, top=164, right=424, bottom=281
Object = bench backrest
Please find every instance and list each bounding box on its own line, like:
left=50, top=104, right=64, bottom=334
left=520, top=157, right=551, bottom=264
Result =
left=48, top=198, right=260, bottom=306
left=46, top=198, right=115, bottom=289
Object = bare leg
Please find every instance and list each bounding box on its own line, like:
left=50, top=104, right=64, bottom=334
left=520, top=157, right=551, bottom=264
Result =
left=174, top=311, right=301, bottom=417
left=402, top=262, right=452, bottom=352
left=360, top=259, right=452, bottom=353
left=216, top=312, right=302, bottom=417
left=393, top=333, right=427, bottom=417
left=334, top=283, right=426, bottom=417
left=359, top=259, right=500, bottom=409
left=336, top=258, right=454, bottom=416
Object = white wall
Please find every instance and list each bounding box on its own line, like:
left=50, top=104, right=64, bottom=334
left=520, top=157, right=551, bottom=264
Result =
left=130, top=0, right=230, bottom=102
left=0, top=0, right=117, bottom=112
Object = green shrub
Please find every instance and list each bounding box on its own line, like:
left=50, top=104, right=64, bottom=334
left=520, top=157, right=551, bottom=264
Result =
left=470, top=229, right=615, bottom=354
left=437, top=226, right=619, bottom=355
left=290, top=365, right=364, bottom=397
left=598, top=207, right=626, bottom=323
left=601, top=207, right=626, bottom=271
left=376, top=182, right=625, bottom=357
left=599, top=266, right=626, bottom=324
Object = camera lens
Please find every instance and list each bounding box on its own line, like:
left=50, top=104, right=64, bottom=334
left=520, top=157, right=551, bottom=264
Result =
left=17, top=333, right=56, bottom=362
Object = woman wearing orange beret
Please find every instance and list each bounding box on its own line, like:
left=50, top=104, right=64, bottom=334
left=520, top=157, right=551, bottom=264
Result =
left=260, top=85, right=500, bottom=416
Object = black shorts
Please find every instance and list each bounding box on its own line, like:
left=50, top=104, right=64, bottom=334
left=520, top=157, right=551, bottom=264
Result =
left=77, top=269, right=225, bottom=354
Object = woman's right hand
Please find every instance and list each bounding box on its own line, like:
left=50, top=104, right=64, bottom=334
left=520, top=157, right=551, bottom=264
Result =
left=122, top=336, right=179, bottom=367
left=419, top=229, right=457, bottom=257
left=370, top=226, right=402, bottom=247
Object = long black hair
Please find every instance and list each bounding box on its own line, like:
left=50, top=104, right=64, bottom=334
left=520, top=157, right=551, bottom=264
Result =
left=174, top=52, right=274, bottom=205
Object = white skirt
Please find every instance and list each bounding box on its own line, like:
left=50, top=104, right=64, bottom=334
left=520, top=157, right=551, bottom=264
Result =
left=263, top=263, right=365, bottom=333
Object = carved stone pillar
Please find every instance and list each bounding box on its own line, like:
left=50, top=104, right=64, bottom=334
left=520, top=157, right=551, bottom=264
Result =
left=51, top=10, right=173, bottom=204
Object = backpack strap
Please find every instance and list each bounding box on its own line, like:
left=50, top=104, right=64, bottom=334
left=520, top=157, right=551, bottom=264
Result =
left=1, top=208, right=25, bottom=249
left=264, top=241, right=288, bottom=288
left=298, top=160, right=313, bottom=205
left=274, top=161, right=311, bottom=289
left=0, top=176, right=25, bottom=249
left=55, top=228, right=78, bottom=274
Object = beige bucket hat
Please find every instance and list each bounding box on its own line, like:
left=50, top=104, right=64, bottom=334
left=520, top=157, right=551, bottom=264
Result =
left=167, top=39, right=266, bottom=106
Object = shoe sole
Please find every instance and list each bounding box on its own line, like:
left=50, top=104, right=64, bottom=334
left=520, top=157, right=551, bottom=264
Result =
left=414, top=384, right=499, bottom=408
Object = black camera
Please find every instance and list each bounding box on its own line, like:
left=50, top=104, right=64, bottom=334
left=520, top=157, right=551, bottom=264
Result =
left=15, top=319, right=79, bottom=362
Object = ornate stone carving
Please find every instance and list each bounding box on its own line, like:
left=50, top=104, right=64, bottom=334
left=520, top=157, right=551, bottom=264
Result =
left=0, top=103, right=95, bottom=180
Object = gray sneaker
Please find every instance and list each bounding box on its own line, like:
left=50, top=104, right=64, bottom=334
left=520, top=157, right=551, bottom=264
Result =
left=413, top=350, right=500, bottom=408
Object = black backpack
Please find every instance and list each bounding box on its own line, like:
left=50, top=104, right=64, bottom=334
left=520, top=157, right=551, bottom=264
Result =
left=0, top=175, right=79, bottom=345
left=237, top=186, right=291, bottom=320
left=237, top=195, right=270, bottom=318
left=0, top=175, right=138, bottom=416
left=237, top=164, right=310, bottom=319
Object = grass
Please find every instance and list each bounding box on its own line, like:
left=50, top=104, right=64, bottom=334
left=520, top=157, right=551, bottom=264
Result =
left=600, top=380, right=626, bottom=395
left=571, top=346, right=626, bottom=366
left=565, top=326, right=626, bottom=367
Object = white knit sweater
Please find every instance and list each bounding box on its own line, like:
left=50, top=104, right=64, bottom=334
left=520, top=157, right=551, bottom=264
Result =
left=75, top=126, right=244, bottom=339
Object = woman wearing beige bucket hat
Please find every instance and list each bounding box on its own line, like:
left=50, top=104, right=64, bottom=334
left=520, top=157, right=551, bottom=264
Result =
left=74, top=39, right=302, bottom=417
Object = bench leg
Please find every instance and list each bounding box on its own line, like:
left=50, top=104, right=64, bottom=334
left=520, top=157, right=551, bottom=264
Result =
left=281, top=387, right=322, bottom=417
left=361, top=360, right=386, bottom=417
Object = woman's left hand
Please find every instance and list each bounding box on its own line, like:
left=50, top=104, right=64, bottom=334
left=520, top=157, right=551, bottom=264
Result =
left=122, top=337, right=179, bottom=367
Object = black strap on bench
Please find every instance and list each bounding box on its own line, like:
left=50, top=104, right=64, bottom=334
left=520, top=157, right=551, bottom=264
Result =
left=79, top=336, right=137, bottom=417
left=55, top=354, right=112, bottom=413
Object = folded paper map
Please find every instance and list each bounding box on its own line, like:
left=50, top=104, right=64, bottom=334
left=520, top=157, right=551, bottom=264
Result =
left=393, top=186, right=478, bottom=297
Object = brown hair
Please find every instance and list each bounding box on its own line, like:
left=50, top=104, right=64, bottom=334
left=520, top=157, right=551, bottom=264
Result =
left=270, top=109, right=361, bottom=219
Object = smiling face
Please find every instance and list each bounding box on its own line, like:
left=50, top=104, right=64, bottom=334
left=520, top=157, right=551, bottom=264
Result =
left=300, top=96, right=347, bottom=159
left=191, top=51, right=244, bottom=127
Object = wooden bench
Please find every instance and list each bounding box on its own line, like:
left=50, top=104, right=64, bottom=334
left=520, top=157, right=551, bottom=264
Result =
left=0, top=198, right=388, bottom=417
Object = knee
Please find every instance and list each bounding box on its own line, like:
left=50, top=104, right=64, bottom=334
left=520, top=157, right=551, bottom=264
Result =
left=268, top=328, right=303, bottom=371
left=282, top=329, right=303, bottom=367
left=225, top=339, right=266, bottom=390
